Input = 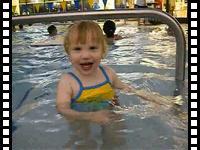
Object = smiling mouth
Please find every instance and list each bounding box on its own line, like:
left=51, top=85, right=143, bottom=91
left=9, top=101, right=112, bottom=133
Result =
left=80, top=62, right=94, bottom=70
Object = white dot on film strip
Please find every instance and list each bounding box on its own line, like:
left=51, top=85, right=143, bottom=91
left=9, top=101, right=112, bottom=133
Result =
left=3, top=12, right=10, bottom=19
left=3, top=102, right=10, bottom=109
left=3, top=48, right=9, bottom=54
left=191, top=84, right=197, bottom=91
left=3, top=138, right=9, bottom=145
left=3, top=93, right=9, bottom=100
left=3, top=147, right=10, bottom=150
left=3, top=66, right=9, bottom=72
left=3, top=111, right=10, bottom=118
left=191, top=39, right=197, bottom=45
left=3, top=120, right=10, bottom=126
left=3, top=57, right=9, bottom=63
left=191, top=111, right=197, bottom=118
left=191, top=30, right=197, bottom=36
left=3, top=84, right=9, bottom=91
left=191, top=75, right=197, bottom=81
left=191, top=57, right=197, bottom=63
left=191, top=21, right=197, bottom=27
left=191, top=66, right=197, bottom=72
left=3, top=75, right=9, bottom=82
left=3, top=30, right=9, bottom=36
left=191, top=120, right=197, bottom=127
left=3, top=2, right=11, bottom=149
left=191, top=102, right=197, bottom=108
left=191, top=138, right=197, bottom=145
left=191, top=48, right=197, bottom=54
left=3, top=39, right=9, bottom=46
left=191, top=12, right=197, bottom=19
left=3, top=21, right=9, bottom=27
left=191, top=129, right=197, bottom=135
left=3, top=129, right=10, bottom=136
left=191, top=3, right=197, bottom=9
left=3, top=3, right=9, bottom=9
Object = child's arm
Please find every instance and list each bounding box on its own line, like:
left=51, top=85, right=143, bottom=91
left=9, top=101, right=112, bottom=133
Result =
left=108, top=67, right=183, bottom=107
left=129, top=88, right=183, bottom=106
left=56, top=74, right=117, bottom=125
left=108, top=66, right=134, bottom=91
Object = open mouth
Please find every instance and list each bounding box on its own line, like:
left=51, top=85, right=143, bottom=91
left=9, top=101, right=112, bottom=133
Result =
left=80, top=62, right=94, bottom=70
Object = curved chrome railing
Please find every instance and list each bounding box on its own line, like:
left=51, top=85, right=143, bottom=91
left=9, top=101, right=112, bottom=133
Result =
left=13, top=9, right=186, bottom=81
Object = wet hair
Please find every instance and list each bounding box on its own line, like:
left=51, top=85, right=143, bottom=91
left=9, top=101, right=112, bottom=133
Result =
left=103, top=20, right=116, bottom=38
left=64, top=21, right=107, bottom=58
left=18, top=24, right=23, bottom=29
left=47, top=25, right=57, bottom=35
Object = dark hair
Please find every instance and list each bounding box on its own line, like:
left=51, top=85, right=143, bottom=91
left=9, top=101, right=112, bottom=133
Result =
left=47, top=25, right=57, bottom=35
left=103, top=20, right=116, bottom=38
left=19, top=24, right=23, bottom=29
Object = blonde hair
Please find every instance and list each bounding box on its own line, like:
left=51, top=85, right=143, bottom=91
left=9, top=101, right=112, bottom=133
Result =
left=64, top=21, right=107, bottom=58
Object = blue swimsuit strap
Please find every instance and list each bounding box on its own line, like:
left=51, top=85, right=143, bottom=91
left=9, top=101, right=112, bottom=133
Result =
left=99, top=65, right=111, bottom=83
left=69, top=66, right=110, bottom=87
left=68, top=72, right=83, bottom=103
left=68, top=66, right=110, bottom=103
left=68, top=72, right=83, bottom=88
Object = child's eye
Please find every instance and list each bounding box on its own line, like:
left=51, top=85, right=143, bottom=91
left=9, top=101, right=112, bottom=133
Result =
left=89, top=46, right=98, bottom=50
left=73, top=47, right=81, bottom=51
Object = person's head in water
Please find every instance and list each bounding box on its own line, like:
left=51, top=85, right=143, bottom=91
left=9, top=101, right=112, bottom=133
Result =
left=47, top=25, right=57, bottom=36
left=18, top=24, right=24, bottom=30
left=103, top=20, right=116, bottom=38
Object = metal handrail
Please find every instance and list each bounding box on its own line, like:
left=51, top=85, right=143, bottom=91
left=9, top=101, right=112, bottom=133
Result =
left=12, top=8, right=186, bottom=81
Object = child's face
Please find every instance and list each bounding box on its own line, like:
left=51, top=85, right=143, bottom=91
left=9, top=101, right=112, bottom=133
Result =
left=69, top=40, right=103, bottom=76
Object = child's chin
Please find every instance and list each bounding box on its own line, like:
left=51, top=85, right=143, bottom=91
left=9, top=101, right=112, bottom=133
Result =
left=80, top=69, right=94, bottom=75
left=79, top=65, right=95, bottom=74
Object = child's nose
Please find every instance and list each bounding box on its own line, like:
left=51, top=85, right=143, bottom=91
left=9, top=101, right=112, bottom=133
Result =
left=81, top=50, right=91, bottom=59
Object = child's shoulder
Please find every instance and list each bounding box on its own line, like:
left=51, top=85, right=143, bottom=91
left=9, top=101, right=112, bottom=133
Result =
left=58, top=73, right=76, bottom=90
left=59, top=73, right=73, bottom=83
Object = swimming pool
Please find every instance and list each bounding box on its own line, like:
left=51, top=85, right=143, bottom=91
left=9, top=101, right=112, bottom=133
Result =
left=12, top=21, right=188, bottom=150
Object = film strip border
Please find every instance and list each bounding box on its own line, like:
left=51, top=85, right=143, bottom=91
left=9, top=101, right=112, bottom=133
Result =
left=189, top=1, right=198, bottom=150
left=1, top=1, right=198, bottom=150
left=2, top=0, right=11, bottom=149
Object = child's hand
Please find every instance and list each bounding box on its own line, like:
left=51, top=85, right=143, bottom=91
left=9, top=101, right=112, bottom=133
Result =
left=123, top=86, right=132, bottom=93
left=172, top=95, right=184, bottom=106
left=121, top=85, right=137, bottom=94
left=90, top=110, right=118, bottom=125
left=110, top=95, right=120, bottom=106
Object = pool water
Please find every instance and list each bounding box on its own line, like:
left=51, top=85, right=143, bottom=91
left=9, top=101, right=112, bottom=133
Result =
left=12, top=22, right=188, bottom=150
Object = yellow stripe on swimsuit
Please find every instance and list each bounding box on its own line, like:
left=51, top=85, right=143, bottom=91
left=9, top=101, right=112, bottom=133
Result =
left=68, top=66, right=115, bottom=112
left=76, top=83, right=115, bottom=103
